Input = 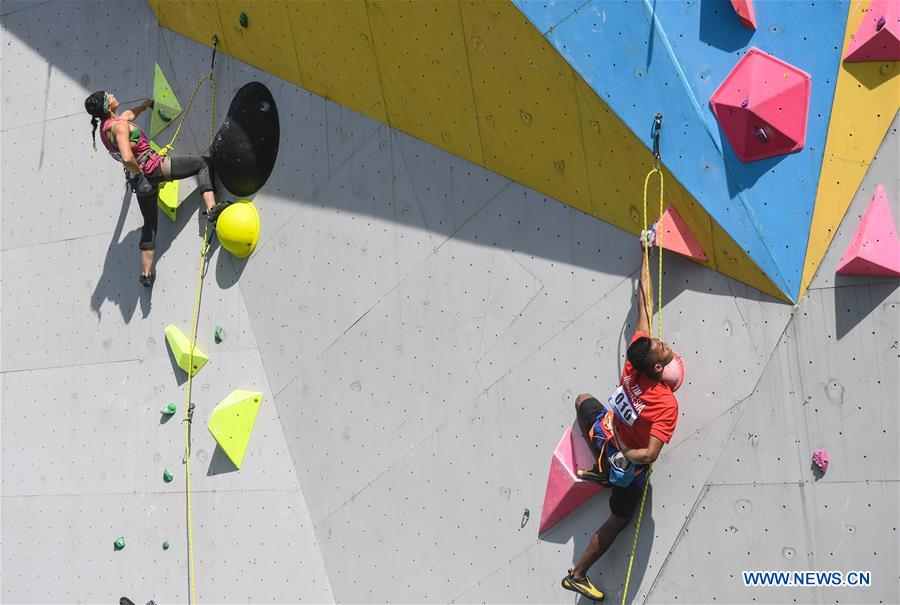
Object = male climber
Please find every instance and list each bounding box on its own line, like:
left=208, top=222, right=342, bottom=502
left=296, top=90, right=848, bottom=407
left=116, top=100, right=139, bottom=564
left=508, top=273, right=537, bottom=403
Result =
left=561, top=233, right=680, bottom=601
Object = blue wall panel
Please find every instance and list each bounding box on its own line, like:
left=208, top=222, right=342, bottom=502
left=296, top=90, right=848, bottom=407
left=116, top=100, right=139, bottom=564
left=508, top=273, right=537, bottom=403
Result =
left=513, top=0, right=848, bottom=300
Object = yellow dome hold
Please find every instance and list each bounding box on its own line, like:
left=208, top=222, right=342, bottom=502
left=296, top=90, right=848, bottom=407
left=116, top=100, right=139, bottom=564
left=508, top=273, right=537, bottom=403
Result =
left=216, top=200, right=260, bottom=258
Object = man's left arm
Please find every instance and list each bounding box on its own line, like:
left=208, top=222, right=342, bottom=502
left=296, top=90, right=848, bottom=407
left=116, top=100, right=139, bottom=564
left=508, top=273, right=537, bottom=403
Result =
left=620, top=435, right=664, bottom=465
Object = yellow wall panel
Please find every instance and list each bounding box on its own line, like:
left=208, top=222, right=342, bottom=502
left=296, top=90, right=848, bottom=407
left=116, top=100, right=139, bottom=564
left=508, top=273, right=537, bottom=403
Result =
left=148, top=0, right=784, bottom=299
left=148, top=0, right=228, bottom=53
left=215, top=1, right=301, bottom=85
left=459, top=0, right=590, bottom=213
left=366, top=0, right=482, bottom=165
left=287, top=1, right=387, bottom=124
left=799, top=0, right=900, bottom=297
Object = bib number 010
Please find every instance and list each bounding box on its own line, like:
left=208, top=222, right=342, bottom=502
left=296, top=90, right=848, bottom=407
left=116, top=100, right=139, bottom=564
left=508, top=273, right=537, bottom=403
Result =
left=608, top=385, right=638, bottom=426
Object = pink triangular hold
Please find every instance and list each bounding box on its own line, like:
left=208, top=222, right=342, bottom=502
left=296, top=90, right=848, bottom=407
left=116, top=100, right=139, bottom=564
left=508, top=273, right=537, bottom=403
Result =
left=730, top=0, right=757, bottom=30
left=843, top=0, right=900, bottom=62
left=654, top=206, right=709, bottom=262
left=836, top=186, right=900, bottom=277
left=538, top=424, right=602, bottom=534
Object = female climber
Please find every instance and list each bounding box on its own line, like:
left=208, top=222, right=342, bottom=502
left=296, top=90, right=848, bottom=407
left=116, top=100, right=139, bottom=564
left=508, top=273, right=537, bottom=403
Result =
left=84, top=90, right=227, bottom=287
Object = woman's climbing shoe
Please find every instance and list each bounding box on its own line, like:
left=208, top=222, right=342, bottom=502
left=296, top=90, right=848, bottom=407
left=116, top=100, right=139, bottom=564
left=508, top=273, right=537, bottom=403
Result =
left=206, top=200, right=232, bottom=225
left=561, top=570, right=605, bottom=601
left=139, top=272, right=156, bottom=288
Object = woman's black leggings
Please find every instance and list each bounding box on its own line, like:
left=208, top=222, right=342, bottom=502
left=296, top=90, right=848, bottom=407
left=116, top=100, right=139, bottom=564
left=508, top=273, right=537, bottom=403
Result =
left=135, top=153, right=215, bottom=250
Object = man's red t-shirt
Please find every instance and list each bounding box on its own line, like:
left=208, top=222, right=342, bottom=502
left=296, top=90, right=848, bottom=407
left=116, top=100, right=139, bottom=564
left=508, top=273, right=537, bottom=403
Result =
left=612, top=331, right=679, bottom=449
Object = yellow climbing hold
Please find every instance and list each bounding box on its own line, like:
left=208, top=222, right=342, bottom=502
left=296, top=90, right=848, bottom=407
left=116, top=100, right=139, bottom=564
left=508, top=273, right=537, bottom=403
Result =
left=150, top=63, right=183, bottom=139
left=216, top=200, right=260, bottom=258
left=207, top=390, right=263, bottom=469
left=157, top=180, right=180, bottom=222
left=150, top=141, right=180, bottom=221
left=164, top=324, right=208, bottom=377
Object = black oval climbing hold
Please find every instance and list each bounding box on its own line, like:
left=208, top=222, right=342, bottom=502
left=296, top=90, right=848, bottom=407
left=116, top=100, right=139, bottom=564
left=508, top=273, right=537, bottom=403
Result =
left=210, top=82, right=280, bottom=197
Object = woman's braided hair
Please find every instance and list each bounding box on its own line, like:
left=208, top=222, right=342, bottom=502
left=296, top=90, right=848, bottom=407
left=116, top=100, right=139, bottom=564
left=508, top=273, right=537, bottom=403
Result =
left=84, top=91, right=108, bottom=151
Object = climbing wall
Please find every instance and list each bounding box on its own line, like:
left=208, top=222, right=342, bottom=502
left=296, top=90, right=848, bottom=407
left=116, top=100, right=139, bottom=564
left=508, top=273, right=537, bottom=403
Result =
left=2, top=1, right=898, bottom=604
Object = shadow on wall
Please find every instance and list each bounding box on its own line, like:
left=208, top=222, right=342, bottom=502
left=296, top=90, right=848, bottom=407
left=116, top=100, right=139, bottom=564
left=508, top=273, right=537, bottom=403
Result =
left=698, top=0, right=755, bottom=53
left=90, top=187, right=202, bottom=322
left=842, top=59, right=900, bottom=91
left=542, top=487, right=656, bottom=603
left=833, top=280, right=899, bottom=340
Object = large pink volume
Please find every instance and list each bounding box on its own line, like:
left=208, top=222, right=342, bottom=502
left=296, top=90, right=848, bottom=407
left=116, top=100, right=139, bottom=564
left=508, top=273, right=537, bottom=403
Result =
left=539, top=424, right=603, bottom=534
left=836, top=185, right=900, bottom=277
left=843, top=0, right=900, bottom=62
left=710, top=48, right=811, bottom=163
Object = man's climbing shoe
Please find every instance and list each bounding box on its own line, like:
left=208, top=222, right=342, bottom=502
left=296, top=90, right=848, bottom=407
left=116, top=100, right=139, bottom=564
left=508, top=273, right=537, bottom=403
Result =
left=139, top=272, right=155, bottom=288
left=206, top=200, right=232, bottom=225
left=562, top=570, right=605, bottom=601
left=577, top=464, right=609, bottom=486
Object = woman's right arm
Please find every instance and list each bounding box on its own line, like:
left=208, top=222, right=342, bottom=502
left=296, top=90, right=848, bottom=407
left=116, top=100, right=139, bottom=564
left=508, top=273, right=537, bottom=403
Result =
left=113, top=122, right=142, bottom=175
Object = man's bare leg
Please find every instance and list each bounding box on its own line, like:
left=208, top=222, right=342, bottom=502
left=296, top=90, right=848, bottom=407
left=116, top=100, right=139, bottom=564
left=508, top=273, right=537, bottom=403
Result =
left=571, top=513, right=630, bottom=579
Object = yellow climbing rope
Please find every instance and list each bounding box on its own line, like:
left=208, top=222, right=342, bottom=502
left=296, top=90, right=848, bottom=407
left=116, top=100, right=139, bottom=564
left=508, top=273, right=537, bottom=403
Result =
left=158, top=36, right=218, bottom=158
left=622, top=114, right=664, bottom=605
left=183, top=224, right=212, bottom=605
left=157, top=75, right=215, bottom=157
left=178, top=36, right=218, bottom=605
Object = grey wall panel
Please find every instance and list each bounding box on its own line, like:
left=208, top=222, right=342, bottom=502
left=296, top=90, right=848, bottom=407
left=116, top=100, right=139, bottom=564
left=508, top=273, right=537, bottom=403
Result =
left=1, top=114, right=132, bottom=250
left=646, top=483, right=813, bottom=604
left=0, top=1, right=153, bottom=131
left=448, top=543, right=571, bottom=604
left=394, top=128, right=512, bottom=247
left=808, top=116, right=900, bottom=291
left=1, top=227, right=260, bottom=372
left=726, top=279, right=794, bottom=364
left=238, top=128, right=434, bottom=395
left=803, top=481, right=899, bottom=605
left=1, top=353, right=299, bottom=499
left=273, top=259, right=485, bottom=526
left=711, top=282, right=900, bottom=486
left=1, top=490, right=332, bottom=603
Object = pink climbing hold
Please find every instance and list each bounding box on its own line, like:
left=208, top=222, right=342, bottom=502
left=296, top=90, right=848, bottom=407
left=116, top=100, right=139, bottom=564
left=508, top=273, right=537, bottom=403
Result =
left=836, top=185, right=900, bottom=277
left=539, top=424, right=602, bottom=534
left=662, top=353, right=685, bottom=392
left=654, top=206, right=709, bottom=262
left=730, top=0, right=757, bottom=30
left=812, top=449, right=829, bottom=474
left=843, top=0, right=900, bottom=62
left=709, top=48, right=811, bottom=163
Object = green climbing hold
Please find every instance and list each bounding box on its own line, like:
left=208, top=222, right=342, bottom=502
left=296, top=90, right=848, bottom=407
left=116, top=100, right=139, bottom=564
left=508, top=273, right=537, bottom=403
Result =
left=114, top=536, right=126, bottom=551
left=214, top=325, right=224, bottom=344
left=157, top=109, right=173, bottom=122
left=160, top=403, right=177, bottom=416
left=163, top=468, right=174, bottom=483
left=162, top=540, right=170, bottom=550
left=239, top=12, right=248, bottom=28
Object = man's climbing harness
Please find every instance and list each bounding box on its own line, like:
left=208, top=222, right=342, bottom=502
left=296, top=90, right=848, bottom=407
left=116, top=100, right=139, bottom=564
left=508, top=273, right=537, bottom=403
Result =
left=622, top=113, right=665, bottom=605
left=175, top=35, right=218, bottom=605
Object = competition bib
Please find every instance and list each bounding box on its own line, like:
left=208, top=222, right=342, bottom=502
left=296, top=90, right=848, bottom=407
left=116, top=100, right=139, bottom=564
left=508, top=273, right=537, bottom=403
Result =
left=608, top=384, right=639, bottom=426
